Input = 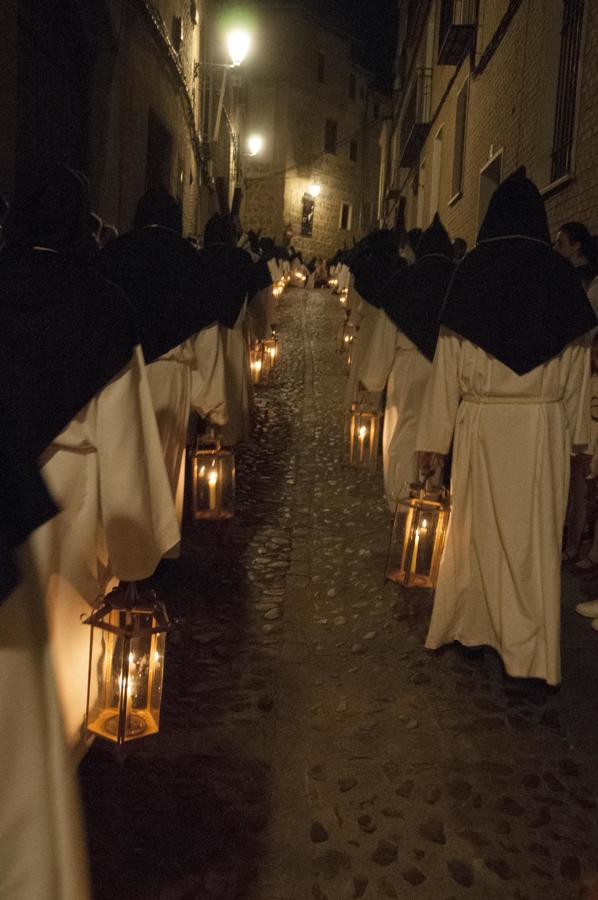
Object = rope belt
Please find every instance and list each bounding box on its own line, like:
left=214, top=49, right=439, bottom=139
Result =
left=461, top=395, right=563, bottom=405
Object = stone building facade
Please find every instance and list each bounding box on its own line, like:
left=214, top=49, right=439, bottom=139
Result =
left=0, top=0, right=243, bottom=236
left=383, top=0, right=598, bottom=245
left=239, top=2, right=388, bottom=259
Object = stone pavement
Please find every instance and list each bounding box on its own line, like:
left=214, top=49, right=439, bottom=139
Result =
left=80, top=288, right=598, bottom=900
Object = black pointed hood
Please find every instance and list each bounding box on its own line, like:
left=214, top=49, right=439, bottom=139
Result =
left=4, top=163, right=92, bottom=259
left=440, top=168, right=596, bottom=374
left=477, top=166, right=550, bottom=244
left=1, top=165, right=138, bottom=456
left=101, top=189, right=235, bottom=361
left=415, top=213, right=454, bottom=261
left=352, top=230, right=402, bottom=308
left=378, top=216, right=454, bottom=361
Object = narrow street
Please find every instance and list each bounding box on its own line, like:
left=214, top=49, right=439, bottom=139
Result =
left=81, top=288, right=598, bottom=900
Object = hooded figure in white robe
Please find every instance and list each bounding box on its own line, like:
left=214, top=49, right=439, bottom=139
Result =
left=203, top=214, right=254, bottom=446
left=416, top=168, right=597, bottom=685
left=0, top=165, right=179, bottom=899
left=361, top=216, right=454, bottom=511
left=344, top=231, right=404, bottom=412
left=99, top=190, right=220, bottom=541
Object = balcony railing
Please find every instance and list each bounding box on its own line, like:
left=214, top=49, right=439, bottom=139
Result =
left=399, top=68, right=432, bottom=168
left=438, top=0, right=477, bottom=65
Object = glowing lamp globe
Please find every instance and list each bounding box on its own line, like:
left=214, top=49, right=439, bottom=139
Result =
left=385, top=480, right=450, bottom=588
left=248, top=134, right=264, bottom=156
left=308, top=183, right=321, bottom=198
left=84, top=582, right=170, bottom=745
left=227, top=29, right=251, bottom=66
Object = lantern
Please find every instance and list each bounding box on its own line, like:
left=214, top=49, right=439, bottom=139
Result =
left=263, top=334, right=280, bottom=373
left=191, top=435, right=236, bottom=519
left=250, top=341, right=265, bottom=384
left=340, top=322, right=357, bottom=363
left=348, top=403, right=380, bottom=467
left=385, top=480, right=450, bottom=588
left=84, top=582, right=169, bottom=745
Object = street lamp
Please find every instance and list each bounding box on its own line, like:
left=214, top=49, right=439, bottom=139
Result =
left=195, top=28, right=252, bottom=143
left=247, top=134, right=264, bottom=157
left=308, top=183, right=321, bottom=198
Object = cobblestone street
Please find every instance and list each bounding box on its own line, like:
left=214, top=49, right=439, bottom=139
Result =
left=81, top=288, right=598, bottom=900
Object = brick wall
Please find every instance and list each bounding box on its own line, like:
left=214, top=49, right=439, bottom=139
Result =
left=391, top=0, right=598, bottom=247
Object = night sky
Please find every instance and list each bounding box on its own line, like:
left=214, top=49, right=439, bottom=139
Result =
left=306, top=0, right=398, bottom=83
left=246, top=0, right=398, bottom=85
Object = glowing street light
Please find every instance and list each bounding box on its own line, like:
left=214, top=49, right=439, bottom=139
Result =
left=247, top=134, right=264, bottom=156
left=308, top=183, right=321, bottom=199
left=227, top=29, right=251, bottom=66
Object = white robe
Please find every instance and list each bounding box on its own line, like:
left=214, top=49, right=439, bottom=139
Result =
left=361, top=311, right=432, bottom=512
left=337, top=263, right=350, bottom=294
left=39, top=347, right=180, bottom=748
left=146, top=340, right=194, bottom=533
left=190, top=323, right=228, bottom=427
left=221, top=300, right=252, bottom=446
left=247, top=285, right=276, bottom=343
left=416, top=327, right=591, bottom=685
left=0, top=557, right=91, bottom=900
left=0, top=347, right=179, bottom=899
left=343, top=284, right=386, bottom=411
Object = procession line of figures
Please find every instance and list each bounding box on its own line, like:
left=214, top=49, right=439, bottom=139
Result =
left=330, top=168, right=598, bottom=691
left=0, top=165, right=307, bottom=898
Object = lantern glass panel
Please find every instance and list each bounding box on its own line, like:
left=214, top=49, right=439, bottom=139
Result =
left=85, top=598, right=169, bottom=744
left=385, top=484, right=450, bottom=588
left=250, top=342, right=265, bottom=384
left=263, top=336, right=280, bottom=370
left=348, top=405, right=380, bottom=467
left=191, top=441, right=235, bottom=520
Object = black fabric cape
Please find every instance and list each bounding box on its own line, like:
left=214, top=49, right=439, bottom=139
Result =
left=351, top=231, right=402, bottom=309
left=0, top=250, right=138, bottom=604
left=99, top=226, right=219, bottom=362
left=0, top=401, right=58, bottom=602
left=0, top=162, right=139, bottom=603
left=248, top=256, right=273, bottom=296
left=378, top=215, right=454, bottom=361
left=0, top=249, right=138, bottom=457
left=441, top=168, right=597, bottom=374
left=197, top=243, right=255, bottom=329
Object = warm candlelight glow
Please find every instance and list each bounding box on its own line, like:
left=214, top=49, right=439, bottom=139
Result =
left=208, top=467, right=218, bottom=511
left=84, top=584, right=169, bottom=744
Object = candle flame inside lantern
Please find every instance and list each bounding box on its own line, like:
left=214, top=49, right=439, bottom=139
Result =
left=208, top=469, right=218, bottom=486
left=358, top=425, right=367, bottom=439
